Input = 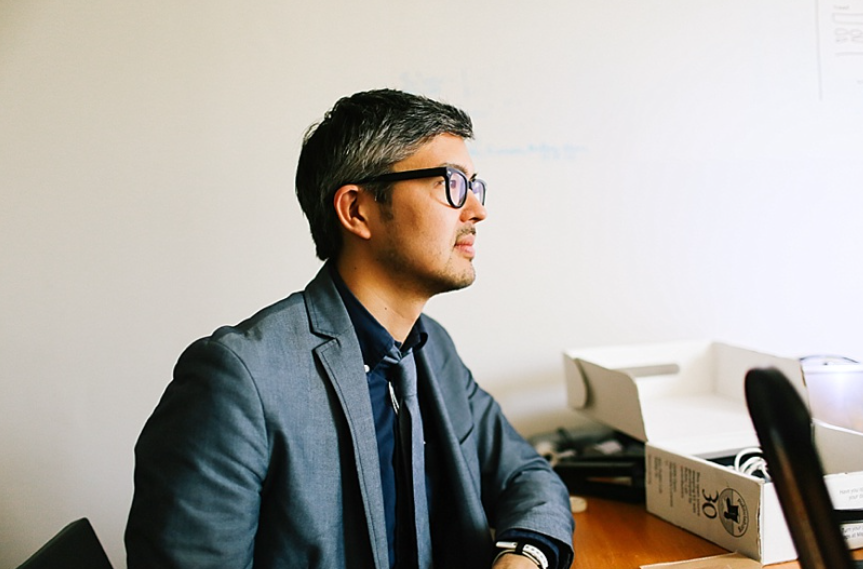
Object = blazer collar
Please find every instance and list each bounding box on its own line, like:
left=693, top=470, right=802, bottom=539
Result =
left=304, top=262, right=355, bottom=340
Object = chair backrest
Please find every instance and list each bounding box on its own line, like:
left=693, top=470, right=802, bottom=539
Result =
left=16, top=518, right=113, bottom=569
left=744, top=367, right=857, bottom=569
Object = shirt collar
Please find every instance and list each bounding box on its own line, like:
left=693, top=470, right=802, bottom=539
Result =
left=328, top=263, right=427, bottom=371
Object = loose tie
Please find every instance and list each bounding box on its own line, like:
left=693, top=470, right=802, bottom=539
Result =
left=384, top=345, right=432, bottom=569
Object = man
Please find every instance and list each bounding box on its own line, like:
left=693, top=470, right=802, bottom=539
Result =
left=126, top=89, right=575, bottom=569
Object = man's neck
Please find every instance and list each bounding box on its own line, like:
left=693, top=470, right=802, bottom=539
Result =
left=334, top=257, right=426, bottom=343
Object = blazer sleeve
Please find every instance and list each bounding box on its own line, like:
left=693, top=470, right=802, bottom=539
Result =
left=125, top=337, right=269, bottom=569
left=467, top=367, right=575, bottom=566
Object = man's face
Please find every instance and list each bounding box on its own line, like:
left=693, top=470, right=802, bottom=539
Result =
left=369, top=133, right=488, bottom=298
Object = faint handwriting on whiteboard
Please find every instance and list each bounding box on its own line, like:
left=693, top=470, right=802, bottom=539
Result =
left=817, top=0, right=863, bottom=100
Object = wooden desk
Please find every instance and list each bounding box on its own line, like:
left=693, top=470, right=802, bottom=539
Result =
left=571, top=496, right=863, bottom=568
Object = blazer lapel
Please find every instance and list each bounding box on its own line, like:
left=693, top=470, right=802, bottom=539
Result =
left=414, top=345, right=497, bottom=568
left=304, top=266, right=390, bottom=569
left=414, top=347, right=488, bottom=531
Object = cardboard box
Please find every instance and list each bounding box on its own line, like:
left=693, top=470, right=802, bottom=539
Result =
left=563, top=340, right=863, bottom=564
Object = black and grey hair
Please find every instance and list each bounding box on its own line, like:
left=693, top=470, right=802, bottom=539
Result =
left=295, top=89, right=473, bottom=261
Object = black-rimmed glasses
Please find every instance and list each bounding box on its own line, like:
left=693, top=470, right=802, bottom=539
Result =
left=352, top=166, right=487, bottom=209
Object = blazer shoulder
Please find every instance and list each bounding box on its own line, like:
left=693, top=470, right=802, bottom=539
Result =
left=204, top=264, right=352, bottom=354
left=187, top=291, right=318, bottom=367
left=215, top=292, right=308, bottom=338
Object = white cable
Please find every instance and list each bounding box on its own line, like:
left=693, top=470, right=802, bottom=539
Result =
left=733, top=447, right=771, bottom=480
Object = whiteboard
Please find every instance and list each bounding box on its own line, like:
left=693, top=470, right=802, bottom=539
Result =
left=2, top=1, right=863, bottom=567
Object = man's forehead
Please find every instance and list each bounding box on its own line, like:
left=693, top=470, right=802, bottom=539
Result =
left=398, top=134, right=475, bottom=174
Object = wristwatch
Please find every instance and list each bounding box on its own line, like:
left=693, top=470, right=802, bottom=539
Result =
left=494, top=540, right=549, bottom=569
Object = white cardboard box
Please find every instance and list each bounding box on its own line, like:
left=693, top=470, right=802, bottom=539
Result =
left=563, top=340, right=863, bottom=564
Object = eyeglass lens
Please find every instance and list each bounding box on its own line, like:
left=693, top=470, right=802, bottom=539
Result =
left=448, top=169, right=486, bottom=207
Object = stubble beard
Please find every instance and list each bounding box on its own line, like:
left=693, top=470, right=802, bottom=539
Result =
left=377, top=236, right=477, bottom=300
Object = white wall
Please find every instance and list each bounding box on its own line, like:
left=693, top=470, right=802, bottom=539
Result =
left=2, top=0, right=863, bottom=566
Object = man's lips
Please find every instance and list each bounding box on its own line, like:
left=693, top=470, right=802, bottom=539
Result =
left=455, top=231, right=476, bottom=256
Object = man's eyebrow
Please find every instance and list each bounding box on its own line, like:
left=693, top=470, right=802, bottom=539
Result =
left=442, top=162, right=476, bottom=178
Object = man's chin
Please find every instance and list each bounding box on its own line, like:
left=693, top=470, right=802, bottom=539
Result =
left=431, top=267, right=476, bottom=296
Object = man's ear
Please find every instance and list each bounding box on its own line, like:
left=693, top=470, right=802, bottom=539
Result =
left=333, top=184, right=373, bottom=240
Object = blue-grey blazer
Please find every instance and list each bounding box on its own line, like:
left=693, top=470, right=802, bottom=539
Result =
left=125, top=266, right=574, bottom=568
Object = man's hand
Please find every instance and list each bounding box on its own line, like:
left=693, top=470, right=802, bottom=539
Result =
left=492, top=553, right=540, bottom=569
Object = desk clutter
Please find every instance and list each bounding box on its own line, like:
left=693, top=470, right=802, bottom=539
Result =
left=560, top=340, right=863, bottom=565
left=531, top=426, right=646, bottom=503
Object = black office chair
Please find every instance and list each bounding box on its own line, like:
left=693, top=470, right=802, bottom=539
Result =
left=16, top=518, right=113, bottom=569
left=745, top=367, right=860, bottom=569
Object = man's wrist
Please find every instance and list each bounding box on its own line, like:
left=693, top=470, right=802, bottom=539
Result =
left=494, top=541, right=549, bottom=569
left=492, top=551, right=542, bottom=569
